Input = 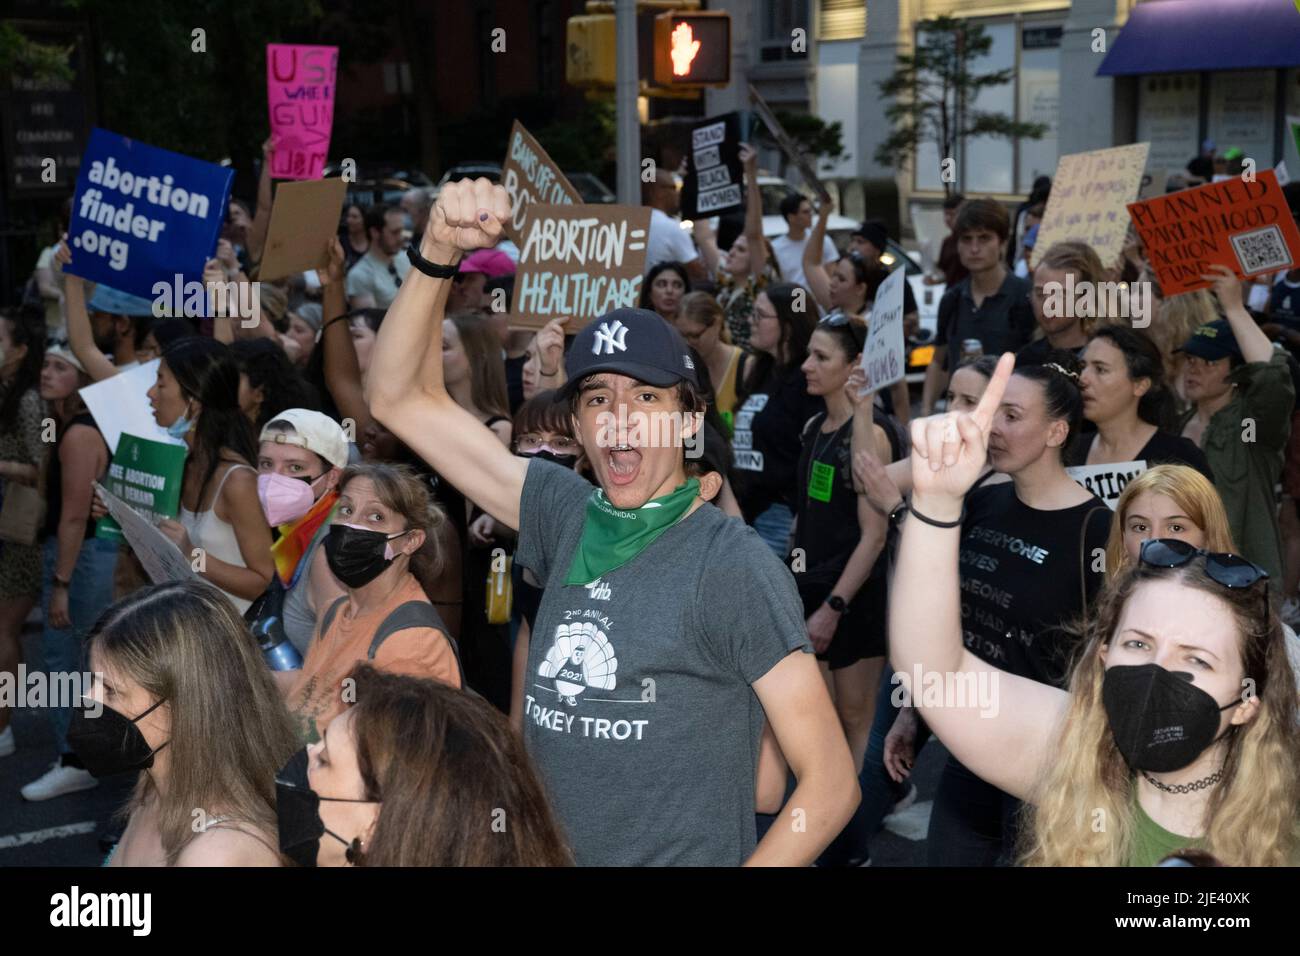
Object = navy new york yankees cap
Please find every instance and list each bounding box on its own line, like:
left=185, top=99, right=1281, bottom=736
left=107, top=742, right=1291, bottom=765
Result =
left=559, top=308, right=699, bottom=397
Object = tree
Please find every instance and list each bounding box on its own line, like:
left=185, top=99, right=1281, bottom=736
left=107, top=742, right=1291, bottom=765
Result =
left=754, top=111, right=847, bottom=177
left=875, top=16, right=1047, bottom=195
left=0, top=22, right=75, bottom=85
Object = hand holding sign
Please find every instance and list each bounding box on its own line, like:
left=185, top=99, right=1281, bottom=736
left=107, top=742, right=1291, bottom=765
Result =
left=428, top=179, right=512, bottom=258
left=911, top=353, right=1015, bottom=503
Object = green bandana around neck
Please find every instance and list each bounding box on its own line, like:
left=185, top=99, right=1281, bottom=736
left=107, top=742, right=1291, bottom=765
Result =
left=565, top=478, right=701, bottom=586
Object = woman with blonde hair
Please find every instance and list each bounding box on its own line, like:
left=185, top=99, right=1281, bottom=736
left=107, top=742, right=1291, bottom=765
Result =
left=70, top=580, right=297, bottom=865
left=674, top=291, right=743, bottom=428
left=892, top=355, right=1300, bottom=866
left=1104, top=464, right=1235, bottom=575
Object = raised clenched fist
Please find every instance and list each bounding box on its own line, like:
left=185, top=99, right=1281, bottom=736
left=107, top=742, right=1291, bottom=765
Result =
left=425, top=178, right=512, bottom=258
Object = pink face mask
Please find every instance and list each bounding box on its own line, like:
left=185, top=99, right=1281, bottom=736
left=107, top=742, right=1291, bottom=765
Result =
left=257, top=472, right=320, bottom=526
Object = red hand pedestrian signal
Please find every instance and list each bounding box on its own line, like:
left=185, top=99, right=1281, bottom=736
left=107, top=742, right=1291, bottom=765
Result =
left=670, top=22, right=701, bottom=77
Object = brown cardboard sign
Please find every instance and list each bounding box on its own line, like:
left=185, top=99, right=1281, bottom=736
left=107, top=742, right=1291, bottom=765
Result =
left=1029, top=143, right=1150, bottom=270
left=509, top=204, right=652, bottom=331
left=258, top=177, right=346, bottom=281
left=501, top=120, right=582, bottom=246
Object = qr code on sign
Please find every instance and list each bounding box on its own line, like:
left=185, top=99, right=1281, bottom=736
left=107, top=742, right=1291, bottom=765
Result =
left=1230, top=225, right=1294, bottom=274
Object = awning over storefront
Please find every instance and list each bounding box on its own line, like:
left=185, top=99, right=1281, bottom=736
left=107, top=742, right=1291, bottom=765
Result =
left=1097, top=0, right=1300, bottom=75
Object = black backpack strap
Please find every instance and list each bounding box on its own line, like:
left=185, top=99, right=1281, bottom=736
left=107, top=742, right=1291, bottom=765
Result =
left=318, top=595, right=349, bottom=643
left=367, top=600, right=464, bottom=686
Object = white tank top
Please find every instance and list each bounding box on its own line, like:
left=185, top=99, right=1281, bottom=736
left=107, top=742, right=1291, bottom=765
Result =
left=180, top=463, right=255, bottom=614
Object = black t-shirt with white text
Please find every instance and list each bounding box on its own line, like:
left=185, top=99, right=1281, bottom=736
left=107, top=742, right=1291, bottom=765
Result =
left=959, top=482, right=1111, bottom=687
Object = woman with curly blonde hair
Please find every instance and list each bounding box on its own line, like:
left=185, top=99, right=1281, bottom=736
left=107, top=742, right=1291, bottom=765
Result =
left=892, top=355, right=1299, bottom=867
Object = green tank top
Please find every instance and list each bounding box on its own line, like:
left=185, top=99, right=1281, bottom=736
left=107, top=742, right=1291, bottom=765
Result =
left=1128, top=801, right=1203, bottom=867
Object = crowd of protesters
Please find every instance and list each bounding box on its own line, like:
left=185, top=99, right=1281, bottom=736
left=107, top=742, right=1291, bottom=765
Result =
left=0, top=134, right=1297, bottom=868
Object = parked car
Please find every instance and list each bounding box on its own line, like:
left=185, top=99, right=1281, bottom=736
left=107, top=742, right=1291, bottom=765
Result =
left=565, top=171, right=616, bottom=204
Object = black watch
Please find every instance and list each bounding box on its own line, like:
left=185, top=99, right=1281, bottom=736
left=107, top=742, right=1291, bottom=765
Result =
left=825, top=594, right=848, bottom=615
left=406, top=241, right=460, bottom=279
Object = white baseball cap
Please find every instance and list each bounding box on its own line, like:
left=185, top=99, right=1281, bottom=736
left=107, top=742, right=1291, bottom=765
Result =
left=259, top=409, right=349, bottom=469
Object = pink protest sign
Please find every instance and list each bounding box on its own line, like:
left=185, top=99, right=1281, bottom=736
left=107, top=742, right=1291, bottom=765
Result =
left=266, top=44, right=338, bottom=180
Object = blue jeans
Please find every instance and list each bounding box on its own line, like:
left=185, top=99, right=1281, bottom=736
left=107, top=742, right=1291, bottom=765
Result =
left=40, top=535, right=118, bottom=756
left=752, top=503, right=793, bottom=558
left=819, top=664, right=933, bottom=864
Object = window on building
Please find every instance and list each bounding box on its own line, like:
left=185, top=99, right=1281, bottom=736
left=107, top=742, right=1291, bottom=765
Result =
left=1137, top=74, right=1201, bottom=175
left=759, top=0, right=810, bottom=62
left=819, top=0, right=865, bottom=41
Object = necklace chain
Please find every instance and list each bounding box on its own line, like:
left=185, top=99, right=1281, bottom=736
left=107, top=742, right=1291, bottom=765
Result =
left=1142, top=767, right=1224, bottom=794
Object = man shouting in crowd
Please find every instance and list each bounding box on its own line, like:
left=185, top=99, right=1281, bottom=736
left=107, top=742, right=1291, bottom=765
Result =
left=367, top=178, right=857, bottom=866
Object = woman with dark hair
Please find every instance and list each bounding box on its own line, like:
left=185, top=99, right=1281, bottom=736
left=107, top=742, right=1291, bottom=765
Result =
left=19, top=339, right=118, bottom=800
left=920, top=351, right=1113, bottom=866
left=445, top=313, right=512, bottom=446
left=730, top=283, right=822, bottom=553
left=145, top=337, right=273, bottom=613
left=639, top=261, right=691, bottom=324
left=276, top=663, right=571, bottom=866
left=75, top=581, right=297, bottom=865
left=280, top=462, right=461, bottom=744
left=230, top=337, right=321, bottom=431
left=339, top=203, right=369, bottom=272
left=0, top=309, right=46, bottom=758
left=1071, top=325, right=1212, bottom=477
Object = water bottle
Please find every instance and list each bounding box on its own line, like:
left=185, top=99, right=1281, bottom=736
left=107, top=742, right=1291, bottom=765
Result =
left=252, top=615, right=303, bottom=670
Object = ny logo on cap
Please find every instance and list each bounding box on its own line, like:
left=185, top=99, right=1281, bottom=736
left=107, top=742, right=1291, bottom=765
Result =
left=592, top=320, right=629, bottom=356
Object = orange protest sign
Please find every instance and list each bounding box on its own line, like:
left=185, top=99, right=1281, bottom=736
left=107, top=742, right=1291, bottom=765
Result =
left=1127, top=170, right=1300, bottom=296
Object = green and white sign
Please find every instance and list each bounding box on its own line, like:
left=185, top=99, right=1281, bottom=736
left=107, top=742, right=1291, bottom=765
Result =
left=96, top=433, right=187, bottom=543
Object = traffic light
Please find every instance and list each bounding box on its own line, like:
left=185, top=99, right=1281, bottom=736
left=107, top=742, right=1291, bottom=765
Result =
left=653, top=11, right=730, bottom=87
left=566, top=14, right=617, bottom=88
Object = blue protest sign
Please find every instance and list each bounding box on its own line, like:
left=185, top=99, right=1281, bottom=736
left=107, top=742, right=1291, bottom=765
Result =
left=65, top=128, right=233, bottom=302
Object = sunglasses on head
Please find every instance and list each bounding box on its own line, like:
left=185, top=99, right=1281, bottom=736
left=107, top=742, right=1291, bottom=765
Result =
left=1139, top=538, right=1270, bottom=620
left=818, top=312, right=867, bottom=349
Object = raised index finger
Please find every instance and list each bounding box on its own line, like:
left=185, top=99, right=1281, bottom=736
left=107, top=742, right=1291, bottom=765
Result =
left=970, top=352, right=1016, bottom=434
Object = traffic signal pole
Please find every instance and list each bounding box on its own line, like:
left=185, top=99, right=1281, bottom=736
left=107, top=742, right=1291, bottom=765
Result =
left=614, top=0, right=641, bottom=204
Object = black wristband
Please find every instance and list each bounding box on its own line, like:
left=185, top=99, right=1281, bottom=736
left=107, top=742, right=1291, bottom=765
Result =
left=407, top=241, right=460, bottom=279
left=908, top=502, right=965, bottom=528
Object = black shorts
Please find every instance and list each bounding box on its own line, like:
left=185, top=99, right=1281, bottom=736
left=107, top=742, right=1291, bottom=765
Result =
left=799, top=573, right=887, bottom=670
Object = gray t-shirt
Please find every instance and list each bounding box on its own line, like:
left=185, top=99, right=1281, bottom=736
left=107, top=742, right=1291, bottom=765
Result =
left=516, top=458, right=810, bottom=866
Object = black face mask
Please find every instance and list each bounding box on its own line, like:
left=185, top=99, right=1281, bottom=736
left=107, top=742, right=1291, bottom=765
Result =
left=275, top=748, right=374, bottom=867
left=1102, top=664, right=1241, bottom=773
left=323, top=523, right=411, bottom=589
left=66, top=697, right=169, bottom=778
left=527, top=449, right=577, bottom=469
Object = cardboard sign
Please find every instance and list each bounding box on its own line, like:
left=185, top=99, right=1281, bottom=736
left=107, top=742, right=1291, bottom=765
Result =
left=95, top=482, right=196, bottom=585
left=1030, top=143, right=1150, bottom=270
left=1066, top=460, right=1147, bottom=510
left=267, top=44, right=338, bottom=180
left=501, top=120, right=581, bottom=246
left=510, top=204, right=652, bottom=330
left=65, top=128, right=233, bottom=301
left=861, top=268, right=906, bottom=392
left=749, top=84, right=830, bottom=203
left=681, top=112, right=743, bottom=219
left=1128, top=170, right=1300, bottom=296
left=258, top=177, right=347, bottom=281
left=96, top=434, right=187, bottom=543
left=78, top=358, right=184, bottom=454
left=1137, top=168, right=1171, bottom=201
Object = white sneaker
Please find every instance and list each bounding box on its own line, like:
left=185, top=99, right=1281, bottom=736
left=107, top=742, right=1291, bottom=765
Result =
left=0, top=726, right=13, bottom=757
left=890, top=781, right=918, bottom=816
left=21, top=762, right=98, bottom=801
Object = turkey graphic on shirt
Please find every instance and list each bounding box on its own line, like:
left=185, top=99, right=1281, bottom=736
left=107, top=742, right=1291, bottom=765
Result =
left=539, top=622, right=618, bottom=706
